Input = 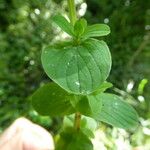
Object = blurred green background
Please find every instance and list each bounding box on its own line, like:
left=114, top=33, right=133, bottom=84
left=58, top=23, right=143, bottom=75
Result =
left=0, top=0, right=150, bottom=149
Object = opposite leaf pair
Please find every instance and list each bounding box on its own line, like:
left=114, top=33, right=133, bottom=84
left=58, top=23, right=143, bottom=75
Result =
left=52, top=15, right=110, bottom=41
left=31, top=82, right=138, bottom=130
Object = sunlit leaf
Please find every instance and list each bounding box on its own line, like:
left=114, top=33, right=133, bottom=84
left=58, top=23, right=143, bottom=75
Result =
left=74, top=18, right=87, bottom=37
left=41, top=38, right=111, bottom=95
left=97, top=93, right=139, bottom=129
left=75, top=93, right=139, bottom=129
left=52, top=15, right=74, bottom=36
left=82, top=24, right=110, bottom=40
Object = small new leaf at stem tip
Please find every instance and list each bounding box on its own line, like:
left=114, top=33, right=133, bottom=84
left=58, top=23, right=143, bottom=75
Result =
left=52, top=14, right=74, bottom=36
left=74, top=18, right=87, bottom=37
left=52, top=14, right=111, bottom=42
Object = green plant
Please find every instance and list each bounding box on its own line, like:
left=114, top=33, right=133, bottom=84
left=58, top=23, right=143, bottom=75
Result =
left=31, top=0, right=139, bottom=149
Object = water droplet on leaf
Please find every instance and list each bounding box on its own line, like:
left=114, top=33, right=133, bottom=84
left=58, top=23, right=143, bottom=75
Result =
left=75, top=81, right=80, bottom=86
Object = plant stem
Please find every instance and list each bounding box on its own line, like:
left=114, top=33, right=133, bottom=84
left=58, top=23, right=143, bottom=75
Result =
left=74, top=112, right=81, bottom=130
left=67, top=0, right=81, bottom=130
left=67, top=0, right=77, bottom=25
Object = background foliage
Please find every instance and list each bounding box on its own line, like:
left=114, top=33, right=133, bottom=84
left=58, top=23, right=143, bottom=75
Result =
left=0, top=0, right=150, bottom=149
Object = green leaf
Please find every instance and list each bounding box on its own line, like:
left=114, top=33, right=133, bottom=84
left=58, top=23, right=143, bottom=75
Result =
left=76, top=93, right=139, bottom=129
left=31, top=82, right=75, bottom=117
left=74, top=93, right=139, bottom=129
left=96, top=93, right=139, bottom=129
left=56, top=127, right=93, bottom=150
left=63, top=115, right=97, bottom=138
left=52, top=15, right=74, bottom=36
left=75, top=96, right=92, bottom=116
left=76, top=94, right=102, bottom=119
left=92, top=81, right=113, bottom=95
left=74, top=18, right=87, bottom=37
left=82, top=24, right=110, bottom=40
left=41, top=38, right=111, bottom=95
